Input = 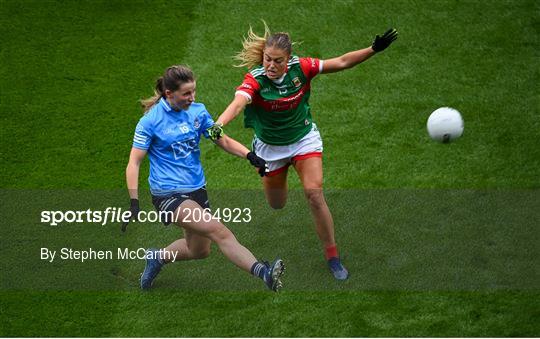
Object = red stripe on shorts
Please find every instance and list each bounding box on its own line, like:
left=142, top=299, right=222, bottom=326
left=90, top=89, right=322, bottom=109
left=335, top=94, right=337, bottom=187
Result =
left=267, top=164, right=290, bottom=177
left=291, top=152, right=322, bottom=162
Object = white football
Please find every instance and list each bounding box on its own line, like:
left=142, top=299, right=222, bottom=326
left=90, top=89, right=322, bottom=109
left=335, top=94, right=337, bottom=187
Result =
left=427, top=107, right=464, bottom=143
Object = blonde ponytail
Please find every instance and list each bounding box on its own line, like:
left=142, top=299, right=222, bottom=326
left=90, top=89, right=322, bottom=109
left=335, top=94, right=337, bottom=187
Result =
left=234, top=21, right=271, bottom=69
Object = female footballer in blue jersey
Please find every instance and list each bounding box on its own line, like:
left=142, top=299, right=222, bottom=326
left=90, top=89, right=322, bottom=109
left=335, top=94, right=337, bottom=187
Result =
left=216, top=25, right=398, bottom=280
left=123, top=65, right=284, bottom=291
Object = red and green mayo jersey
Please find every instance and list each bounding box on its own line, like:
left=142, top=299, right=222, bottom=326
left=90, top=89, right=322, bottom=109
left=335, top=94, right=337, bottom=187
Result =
left=235, top=56, right=323, bottom=145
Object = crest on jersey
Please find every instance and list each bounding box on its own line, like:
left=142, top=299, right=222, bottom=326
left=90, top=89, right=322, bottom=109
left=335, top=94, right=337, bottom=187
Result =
left=193, top=118, right=200, bottom=129
left=293, top=77, right=302, bottom=88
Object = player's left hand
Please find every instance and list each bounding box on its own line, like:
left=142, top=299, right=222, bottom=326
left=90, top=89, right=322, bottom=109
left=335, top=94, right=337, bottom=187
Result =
left=207, top=123, right=224, bottom=141
left=372, top=28, right=398, bottom=52
left=121, top=198, right=140, bottom=232
left=247, top=152, right=269, bottom=177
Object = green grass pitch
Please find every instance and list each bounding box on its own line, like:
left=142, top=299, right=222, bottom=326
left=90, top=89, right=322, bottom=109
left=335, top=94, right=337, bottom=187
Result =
left=1, top=0, right=539, bottom=337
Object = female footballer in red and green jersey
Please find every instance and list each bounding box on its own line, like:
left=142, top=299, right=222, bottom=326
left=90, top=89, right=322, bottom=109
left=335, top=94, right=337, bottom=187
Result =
left=215, top=24, right=398, bottom=280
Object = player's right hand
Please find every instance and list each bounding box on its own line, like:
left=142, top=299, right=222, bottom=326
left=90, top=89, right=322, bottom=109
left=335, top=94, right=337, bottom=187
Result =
left=371, top=28, right=398, bottom=52
left=207, top=123, right=224, bottom=141
left=247, top=152, right=269, bottom=177
left=121, top=198, right=140, bottom=232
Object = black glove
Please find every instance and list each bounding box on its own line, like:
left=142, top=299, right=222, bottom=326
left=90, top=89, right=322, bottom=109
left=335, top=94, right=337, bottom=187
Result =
left=371, top=28, right=398, bottom=52
left=121, top=198, right=140, bottom=232
left=247, top=152, right=269, bottom=177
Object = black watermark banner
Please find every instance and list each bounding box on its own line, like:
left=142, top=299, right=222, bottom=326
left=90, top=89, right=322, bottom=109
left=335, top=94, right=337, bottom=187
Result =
left=1, top=189, right=538, bottom=291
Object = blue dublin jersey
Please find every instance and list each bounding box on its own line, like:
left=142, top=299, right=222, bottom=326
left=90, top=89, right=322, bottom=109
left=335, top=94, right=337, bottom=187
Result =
left=132, top=97, right=214, bottom=196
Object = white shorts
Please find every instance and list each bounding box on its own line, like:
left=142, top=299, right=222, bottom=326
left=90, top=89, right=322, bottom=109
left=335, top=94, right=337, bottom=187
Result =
left=252, top=123, right=323, bottom=176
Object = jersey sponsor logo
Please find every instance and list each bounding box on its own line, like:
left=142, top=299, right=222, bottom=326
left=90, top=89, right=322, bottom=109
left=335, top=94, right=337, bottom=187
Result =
left=292, top=77, right=302, bottom=88
left=171, top=138, right=198, bottom=160
left=241, top=83, right=253, bottom=90
left=265, top=86, right=309, bottom=111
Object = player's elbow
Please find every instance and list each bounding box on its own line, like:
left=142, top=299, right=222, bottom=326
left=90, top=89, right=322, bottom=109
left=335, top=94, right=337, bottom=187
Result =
left=127, top=159, right=142, bottom=169
left=126, top=159, right=142, bottom=174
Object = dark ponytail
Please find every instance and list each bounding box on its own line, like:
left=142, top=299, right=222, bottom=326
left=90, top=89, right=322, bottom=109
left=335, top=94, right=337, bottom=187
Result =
left=140, top=65, right=195, bottom=112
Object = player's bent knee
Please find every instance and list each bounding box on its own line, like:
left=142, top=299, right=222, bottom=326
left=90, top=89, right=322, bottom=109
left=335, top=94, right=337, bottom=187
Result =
left=268, top=199, right=287, bottom=209
left=264, top=189, right=288, bottom=209
left=191, top=247, right=211, bottom=259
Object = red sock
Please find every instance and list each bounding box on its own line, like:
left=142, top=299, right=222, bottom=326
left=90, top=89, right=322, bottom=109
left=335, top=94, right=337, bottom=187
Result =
left=325, top=245, right=338, bottom=260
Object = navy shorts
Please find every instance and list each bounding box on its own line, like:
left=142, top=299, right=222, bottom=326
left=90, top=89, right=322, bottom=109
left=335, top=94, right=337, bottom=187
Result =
left=152, top=187, right=210, bottom=226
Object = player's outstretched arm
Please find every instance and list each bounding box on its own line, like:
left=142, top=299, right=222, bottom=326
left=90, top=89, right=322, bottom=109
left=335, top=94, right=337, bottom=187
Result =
left=214, top=135, right=269, bottom=176
left=322, top=28, right=398, bottom=74
left=214, top=134, right=250, bottom=158
left=216, top=94, right=250, bottom=126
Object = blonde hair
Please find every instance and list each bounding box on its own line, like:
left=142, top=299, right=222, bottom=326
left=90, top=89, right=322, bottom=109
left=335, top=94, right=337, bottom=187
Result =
left=140, top=65, right=195, bottom=112
left=234, top=21, right=294, bottom=70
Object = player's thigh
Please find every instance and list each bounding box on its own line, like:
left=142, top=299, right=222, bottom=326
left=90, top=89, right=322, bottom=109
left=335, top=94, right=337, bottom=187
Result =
left=293, top=156, right=323, bottom=190
left=173, top=199, right=226, bottom=240
left=262, top=166, right=289, bottom=190
left=262, top=166, right=289, bottom=207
